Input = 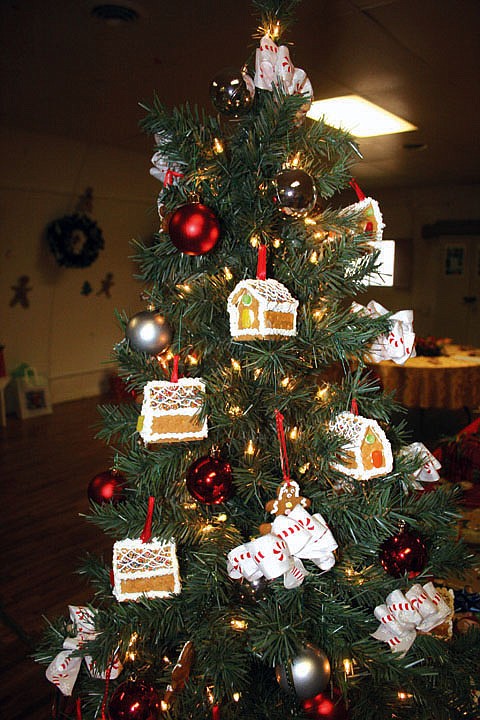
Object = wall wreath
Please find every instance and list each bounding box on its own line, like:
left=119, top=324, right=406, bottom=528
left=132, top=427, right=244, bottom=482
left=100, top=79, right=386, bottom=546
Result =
left=46, top=187, right=104, bottom=269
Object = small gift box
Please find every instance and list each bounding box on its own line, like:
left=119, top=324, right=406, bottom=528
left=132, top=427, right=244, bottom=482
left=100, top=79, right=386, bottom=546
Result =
left=11, top=363, right=52, bottom=419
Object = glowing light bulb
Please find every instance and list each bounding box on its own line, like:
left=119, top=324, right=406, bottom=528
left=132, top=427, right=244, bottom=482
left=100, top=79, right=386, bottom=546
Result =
left=304, top=217, right=317, bottom=226
left=272, top=237, right=281, bottom=248
left=245, top=440, right=255, bottom=455
left=250, top=234, right=260, bottom=247
left=217, top=513, right=227, bottom=522
left=224, top=266, right=233, bottom=280
left=230, top=618, right=247, bottom=631
left=231, top=358, right=241, bottom=372
left=183, top=501, right=198, bottom=510
left=126, top=632, right=139, bottom=661
left=343, top=658, right=353, bottom=675
left=289, top=426, right=299, bottom=440
left=233, top=692, right=241, bottom=702
left=310, top=250, right=318, bottom=264
left=316, top=384, right=330, bottom=400
left=280, top=376, right=291, bottom=388
left=228, top=405, right=243, bottom=417
left=213, top=137, right=224, bottom=154
left=187, top=354, right=198, bottom=365
left=290, top=152, right=301, bottom=167
left=313, top=309, right=322, bottom=320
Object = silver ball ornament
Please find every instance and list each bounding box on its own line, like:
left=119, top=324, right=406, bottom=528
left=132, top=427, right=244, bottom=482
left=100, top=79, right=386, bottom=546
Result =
left=125, top=309, right=173, bottom=355
left=273, top=168, right=317, bottom=217
left=210, top=67, right=255, bottom=117
left=276, top=643, right=331, bottom=700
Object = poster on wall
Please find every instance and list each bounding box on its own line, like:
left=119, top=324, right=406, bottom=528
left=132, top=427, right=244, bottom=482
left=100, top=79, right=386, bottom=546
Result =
left=444, top=244, right=465, bottom=276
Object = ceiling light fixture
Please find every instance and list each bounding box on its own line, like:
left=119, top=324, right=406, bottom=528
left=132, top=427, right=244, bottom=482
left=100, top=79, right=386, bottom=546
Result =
left=90, top=3, right=140, bottom=24
left=307, top=95, right=417, bottom=137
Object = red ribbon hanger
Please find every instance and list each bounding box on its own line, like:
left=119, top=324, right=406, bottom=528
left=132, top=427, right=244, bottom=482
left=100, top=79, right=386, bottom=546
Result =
left=275, top=409, right=291, bottom=484
left=171, top=354, right=180, bottom=383
left=257, top=244, right=267, bottom=280
left=163, top=169, right=185, bottom=187
left=349, top=178, right=366, bottom=201
left=140, top=496, right=156, bottom=544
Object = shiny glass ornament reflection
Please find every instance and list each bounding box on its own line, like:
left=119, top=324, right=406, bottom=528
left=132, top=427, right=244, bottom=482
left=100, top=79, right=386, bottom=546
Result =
left=125, top=309, right=173, bottom=355
left=276, top=643, right=331, bottom=699
left=273, top=168, right=317, bottom=217
left=210, top=68, right=255, bottom=117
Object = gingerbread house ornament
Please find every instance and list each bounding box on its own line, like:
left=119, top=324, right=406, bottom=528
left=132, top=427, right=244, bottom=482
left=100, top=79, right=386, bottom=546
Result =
left=112, top=537, right=181, bottom=602
left=330, top=411, right=393, bottom=481
left=340, top=180, right=385, bottom=241
left=341, top=196, right=385, bottom=241
left=227, top=278, right=298, bottom=340
left=137, top=378, right=207, bottom=445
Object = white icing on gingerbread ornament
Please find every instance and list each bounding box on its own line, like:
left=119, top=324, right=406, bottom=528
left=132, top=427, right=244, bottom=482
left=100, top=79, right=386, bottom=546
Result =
left=329, top=411, right=393, bottom=481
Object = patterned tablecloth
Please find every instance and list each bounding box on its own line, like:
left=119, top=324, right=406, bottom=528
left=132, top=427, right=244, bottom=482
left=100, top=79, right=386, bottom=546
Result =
left=369, top=353, right=480, bottom=409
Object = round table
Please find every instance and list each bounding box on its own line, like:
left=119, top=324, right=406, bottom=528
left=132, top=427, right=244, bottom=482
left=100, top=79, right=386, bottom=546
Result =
left=368, top=354, right=480, bottom=409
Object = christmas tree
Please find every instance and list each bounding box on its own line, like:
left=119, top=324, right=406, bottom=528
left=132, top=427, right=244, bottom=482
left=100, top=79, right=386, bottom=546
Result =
left=37, top=2, right=479, bottom=719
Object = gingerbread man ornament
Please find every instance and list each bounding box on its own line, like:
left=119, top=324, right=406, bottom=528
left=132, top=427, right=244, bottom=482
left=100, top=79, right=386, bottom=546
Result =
left=163, top=640, right=194, bottom=708
left=259, top=479, right=311, bottom=535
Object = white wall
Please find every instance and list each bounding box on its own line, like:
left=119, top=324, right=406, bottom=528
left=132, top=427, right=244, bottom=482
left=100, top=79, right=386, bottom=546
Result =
left=0, top=126, right=159, bottom=404
left=1, top=124, right=478, bottom=406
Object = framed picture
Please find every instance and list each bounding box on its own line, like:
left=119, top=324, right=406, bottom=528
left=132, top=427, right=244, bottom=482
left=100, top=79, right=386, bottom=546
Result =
left=444, top=244, right=465, bottom=276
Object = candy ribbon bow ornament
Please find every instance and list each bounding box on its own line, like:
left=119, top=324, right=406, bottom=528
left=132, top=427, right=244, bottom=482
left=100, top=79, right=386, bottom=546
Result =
left=352, top=300, right=416, bottom=365
left=228, top=413, right=337, bottom=589
left=398, top=441, right=441, bottom=490
left=254, top=34, right=313, bottom=104
left=227, top=503, right=337, bottom=590
left=45, top=605, right=122, bottom=696
left=372, top=582, right=453, bottom=656
left=150, top=132, right=186, bottom=186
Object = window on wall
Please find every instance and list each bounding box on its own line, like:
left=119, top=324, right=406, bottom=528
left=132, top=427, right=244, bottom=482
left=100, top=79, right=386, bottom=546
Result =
left=347, top=239, right=412, bottom=289
left=366, top=240, right=395, bottom=286
left=365, top=238, right=412, bottom=289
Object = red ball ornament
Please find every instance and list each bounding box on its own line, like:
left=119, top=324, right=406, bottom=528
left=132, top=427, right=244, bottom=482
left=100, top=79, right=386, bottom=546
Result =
left=168, top=203, right=220, bottom=255
left=301, top=687, right=350, bottom=719
left=379, top=525, right=427, bottom=578
left=186, top=453, right=234, bottom=504
left=108, top=679, right=160, bottom=720
left=88, top=470, right=127, bottom=505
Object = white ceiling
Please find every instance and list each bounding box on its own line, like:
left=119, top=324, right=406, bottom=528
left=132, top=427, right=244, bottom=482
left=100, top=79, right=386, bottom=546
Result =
left=1, top=0, right=479, bottom=190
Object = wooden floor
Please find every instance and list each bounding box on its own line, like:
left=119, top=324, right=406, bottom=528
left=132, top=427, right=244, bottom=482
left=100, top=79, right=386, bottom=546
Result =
left=0, top=397, right=477, bottom=720
left=0, top=397, right=112, bottom=720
